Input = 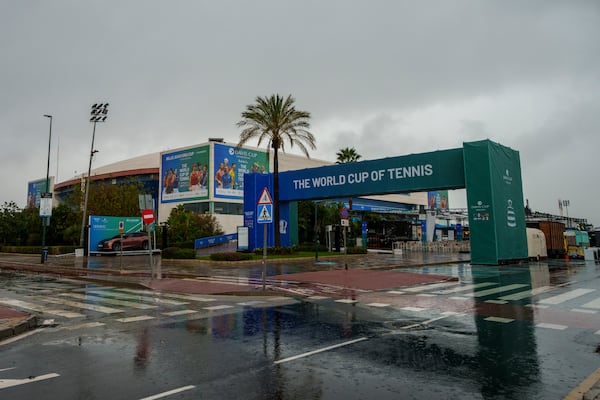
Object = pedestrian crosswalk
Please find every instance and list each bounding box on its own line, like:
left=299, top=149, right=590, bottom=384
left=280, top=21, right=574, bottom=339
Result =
left=0, top=283, right=299, bottom=331
left=302, top=278, right=600, bottom=334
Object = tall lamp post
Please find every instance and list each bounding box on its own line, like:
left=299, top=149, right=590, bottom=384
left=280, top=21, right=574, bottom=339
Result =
left=79, top=103, right=109, bottom=252
left=40, top=114, right=53, bottom=263
left=562, top=199, right=571, bottom=228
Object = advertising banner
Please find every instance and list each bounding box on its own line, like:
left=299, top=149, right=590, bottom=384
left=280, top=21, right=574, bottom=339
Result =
left=27, top=178, right=52, bottom=209
left=213, top=142, right=269, bottom=199
left=88, top=216, right=143, bottom=254
left=279, top=148, right=465, bottom=201
left=464, top=140, right=527, bottom=264
left=427, top=190, right=449, bottom=211
left=161, top=146, right=209, bottom=203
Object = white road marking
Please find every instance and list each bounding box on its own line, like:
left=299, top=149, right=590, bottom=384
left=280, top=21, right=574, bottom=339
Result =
left=416, top=294, right=436, bottom=297
left=449, top=296, right=470, bottom=301
left=0, top=368, right=15, bottom=372
left=274, top=337, right=368, bottom=364
left=402, top=281, right=458, bottom=293
left=401, top=307, right=427, bottom=312
left=366, top=303, right=390, bottom=308
left=237, top=301, right=266, bottom=306
left=0, top=373, right=60, bottom=389
left=572, top=308, right=597, bottom=314
left=484, top=316, right=514, bottom=323
left=139, top=385, right=196, bottom=400
left=0, top=329, right=44, bottom=346
left=88, top=290, right=188, bottom=306
left=63, top=322, right=106, bottom=330
left=0, top=297, right=84, bottom=318
left=526, top=304, right=549, bottom=309
left=539, top=288, right=595, bottom=305
left=59, top=293, right=158, bottom=309
left=116, top=316, right=155, bottom=323
left=162, top=310, right=198, bottom=317
left=203, top=305, right=235, bottom=311
left=536, top=322, right=568, bottom=330
left=41, top=297, right=124, bottom=314
left=335, top=299, right=358, bottom=304
left=484, top=300, right=508, bottom=304
left=465, top=284, right=528, bottom=298
left=387, top=290, right=405, bottom=294
left=433, top=282, right=496, bottom=294
left=307, top=296, right=330, bottom=300
left=499, top=286, right=553, bottom=301
left=580, top=297, right=600, bottom=310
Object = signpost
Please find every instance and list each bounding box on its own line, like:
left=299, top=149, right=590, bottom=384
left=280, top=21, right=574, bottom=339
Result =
left=257, top=188, right=273, bottom=290
left=141, top=209, right=156, bottom=278
left=118, top=220, right=124, bottom=271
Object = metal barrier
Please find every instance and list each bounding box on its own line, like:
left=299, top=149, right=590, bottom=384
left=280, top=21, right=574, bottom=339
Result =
left=393, top=241, right=470, bottom=254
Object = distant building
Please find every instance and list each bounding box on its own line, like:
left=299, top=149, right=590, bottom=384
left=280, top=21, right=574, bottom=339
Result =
left=52, top=139, right=428, bottom=235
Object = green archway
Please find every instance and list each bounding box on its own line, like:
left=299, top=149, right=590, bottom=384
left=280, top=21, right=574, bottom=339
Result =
left=246, top=139, right=527, bottom=265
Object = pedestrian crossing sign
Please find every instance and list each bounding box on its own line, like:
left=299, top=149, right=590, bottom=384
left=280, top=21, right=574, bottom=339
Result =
left=257, top=204, right=273, bottom=224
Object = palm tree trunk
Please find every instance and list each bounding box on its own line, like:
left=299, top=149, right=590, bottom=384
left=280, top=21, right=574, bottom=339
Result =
left=273, top=148, right=281, bottom=247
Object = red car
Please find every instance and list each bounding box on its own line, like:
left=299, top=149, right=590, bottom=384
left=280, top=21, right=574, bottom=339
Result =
left=97, top=232, right=149, bottom=252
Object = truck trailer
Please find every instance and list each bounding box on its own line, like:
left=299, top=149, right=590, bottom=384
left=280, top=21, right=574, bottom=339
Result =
left=526, top=220, right=566, bottom=258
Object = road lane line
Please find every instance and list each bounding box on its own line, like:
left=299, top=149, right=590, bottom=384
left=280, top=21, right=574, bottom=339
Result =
left=499, top=286, right=553, bottom=301
left=433, top=282, right=496, bottom=294
left=335, top=299, right=358, bottom=304
left=59, top=293, right=158, bottom=310
left=162, top=310, right=198, bottom=317
left=0, top=329, right=44, bottom=346
left=580, top=296, right=600, bottom=309
left=88, top=290, right=188, bottom=306
left=536, top=323, right=568, bottom=330
left=0, top=298, right=85, bottom=318
left=0, top=373, right=60, bottom=389
left=401, top=307, right=427, bottom=312
left=203, top=305, right=235, bottom=311
left=274, top=337, right=368, bottom=364
left=139, top=385, right=196, bottom=400
left=484, top=316, right=514, bottom=323
left=41, top=297, right=124, bottom=314
left=62, top=322, right=106, bottom=330
left=465, top=284, right=528, bottom=298
left=116, top=316, right=155, bottom=323
left=539, top=288, right=595, bottom=305
left=366, top=303, right=390, bottom=308
left=402, top=281, right=458, bottom=293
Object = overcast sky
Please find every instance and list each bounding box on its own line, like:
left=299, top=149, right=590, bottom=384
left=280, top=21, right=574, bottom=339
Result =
left=2, top=1, right=599, bottom=225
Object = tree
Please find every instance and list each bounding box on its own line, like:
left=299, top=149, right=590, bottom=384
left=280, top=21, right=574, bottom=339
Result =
left=237, top=94, right=316, bottom=247
left=166, top=205, right=223, bottom=245
left=336, top=147, right=362, bottom=164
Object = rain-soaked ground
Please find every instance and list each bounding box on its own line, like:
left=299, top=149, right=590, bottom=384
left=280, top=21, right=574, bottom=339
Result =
left=1, top=257, right=600, bottom=399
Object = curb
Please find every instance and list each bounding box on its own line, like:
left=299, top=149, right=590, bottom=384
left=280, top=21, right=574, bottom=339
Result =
left=0, top=315, right=38, bottom=342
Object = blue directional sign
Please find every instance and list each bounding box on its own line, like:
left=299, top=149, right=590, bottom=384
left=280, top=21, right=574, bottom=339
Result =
left=257, top=204, right=273, bottom=224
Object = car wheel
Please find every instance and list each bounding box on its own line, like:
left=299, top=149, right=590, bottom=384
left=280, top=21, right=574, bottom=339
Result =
left=142, top=241, right=149, bottom=250
left=113, top=242, right=121, bottom=252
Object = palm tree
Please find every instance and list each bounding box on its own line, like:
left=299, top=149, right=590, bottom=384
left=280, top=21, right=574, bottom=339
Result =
left=237, top=94, right=316, bottom=247
left=336, top=147, right=362, bottom=164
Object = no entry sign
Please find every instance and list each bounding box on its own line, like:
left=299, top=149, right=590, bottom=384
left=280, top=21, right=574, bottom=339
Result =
left=141, top=209, right=155, bottom=225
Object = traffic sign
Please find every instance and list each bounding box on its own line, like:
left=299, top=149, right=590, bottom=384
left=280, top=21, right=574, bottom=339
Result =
left=257, top=204, right=273, bottom=224
left=118, top=220, right=124, bottom=234
left=258, top=187, right=273, bottom=205
left=141, top=209, right=155, bottom=225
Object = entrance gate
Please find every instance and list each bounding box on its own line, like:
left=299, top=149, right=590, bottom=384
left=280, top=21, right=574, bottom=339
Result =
left=244, top=139, right=527, bottom=265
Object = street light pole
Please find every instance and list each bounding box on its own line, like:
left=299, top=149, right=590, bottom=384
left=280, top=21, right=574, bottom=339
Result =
left=79, top=103, right=109, bottom=251
left=41, top=114, right=52, bottom=264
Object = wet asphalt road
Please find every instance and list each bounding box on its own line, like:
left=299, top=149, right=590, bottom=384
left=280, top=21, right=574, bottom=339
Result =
left=1, top=259, right=600, bottom=399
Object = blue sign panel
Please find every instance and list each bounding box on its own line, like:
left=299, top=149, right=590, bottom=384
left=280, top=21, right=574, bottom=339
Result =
left=279, top=148, right=465, bottom=201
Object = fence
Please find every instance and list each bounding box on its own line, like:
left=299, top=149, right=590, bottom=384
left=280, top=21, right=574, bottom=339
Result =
left=392, top=241, right=470, bottom=254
